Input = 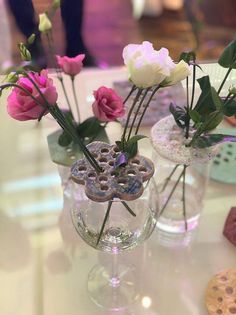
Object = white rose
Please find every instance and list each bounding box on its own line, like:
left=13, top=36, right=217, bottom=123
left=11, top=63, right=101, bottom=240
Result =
left=122, top=41, right=175, bottom=88
left=162, top=60, right=191, bottom=86
left=38, top=13, right=52, bottom=33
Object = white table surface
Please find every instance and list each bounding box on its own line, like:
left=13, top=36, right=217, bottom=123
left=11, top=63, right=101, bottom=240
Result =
left=0, top=65, right=235, bottom=315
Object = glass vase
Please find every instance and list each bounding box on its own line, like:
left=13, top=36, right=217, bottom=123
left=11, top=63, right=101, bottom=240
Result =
left=152, top=151, right=209, bottom=233
left=151, top=115, right=215, bottom=246
left=70, top=177, right=159, bottom=310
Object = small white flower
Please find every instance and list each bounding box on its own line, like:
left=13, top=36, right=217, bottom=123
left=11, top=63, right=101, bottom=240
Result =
left=162, top=60, right=191, bottom=86
left=123, top=41, right=175, bottom=88
left=38, top=13, right=52, bottom=33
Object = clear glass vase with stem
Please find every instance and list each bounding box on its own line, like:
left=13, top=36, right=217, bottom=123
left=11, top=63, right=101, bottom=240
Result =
left=70, top=178, right=159, bottom=310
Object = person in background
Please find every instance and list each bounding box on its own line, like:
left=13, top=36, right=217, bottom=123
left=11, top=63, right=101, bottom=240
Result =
left=6, top=0, right=96, bottom=68
left=0, top=0, right=12, bottom=71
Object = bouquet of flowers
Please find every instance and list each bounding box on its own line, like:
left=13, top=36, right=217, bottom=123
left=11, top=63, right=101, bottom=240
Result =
left=2, top=0, right=236, bottom=243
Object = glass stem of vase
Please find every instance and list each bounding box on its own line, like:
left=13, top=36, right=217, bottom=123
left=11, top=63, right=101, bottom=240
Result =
left=109, top=253, right=120, bottom=288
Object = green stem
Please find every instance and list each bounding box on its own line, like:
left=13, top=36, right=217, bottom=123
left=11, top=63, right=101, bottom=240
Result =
left=185, top=76, right=190, bottom=139
left=71, top=76, right=80, bottom=123
left=127, top=88, right=150, bottom=141
left=217, top=67, right=232, bottom=95
left=182, top=165, right=188, bottom=231
left=46, top=32, right=74, bottom=118
left=134, top=86, right=159, bottom=135
left=96, top=201, right=113, bottom=246
left=122, top=88, right=142, bottom=143
left=46, top=32, right=62, bottom=78
left=158, top=168, right=184, bottom=218
left=190, top=64, right=196, bottom=110
left=224, top=94, right=235, bottom=107
left=160, top=164, right=180, bottom=193
left=223, top=92, right=232, bottom=103
left=58, top=77, right=73, bottom=115
left=123, top=85, right=136, bottom=104
left=121, top=201, right=136, bottom=217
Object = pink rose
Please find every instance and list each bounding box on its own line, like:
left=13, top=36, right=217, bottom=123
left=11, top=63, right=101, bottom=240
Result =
left=92, top=86, right=125, bottom=122
left=7, top=70, right=58, bottom=121
left=56, top=54, right=85, bottom=76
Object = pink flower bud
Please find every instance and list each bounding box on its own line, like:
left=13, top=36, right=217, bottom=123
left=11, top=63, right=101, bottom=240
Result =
left=56, top=54, right=85, bottom=76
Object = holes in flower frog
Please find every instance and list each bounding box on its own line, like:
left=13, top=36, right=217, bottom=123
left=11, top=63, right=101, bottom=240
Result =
left=100, top=185, right=109, bottom=191
left=221, top=276, right=227, bottom=281
left=99, top=175, right=108, bottom=184
left=113, top=146, right=120, bottom=153
left=217, top=297, right=223, bottom=303
left=212, top=286, right=218, bottom=291
left=227, top=151, right=233, bottom=156
left=139, top=166, right=147, bottom=173
left=99, top=157, right=108, bottom=164
left=88, top=172, right=96, bottom=179
left=226, top=287, right=233, bottom=295
left=109, top=160, right=114, bottom=167
left=91, top=152, right=98, bottom=159
left=127, top=169, right=136, bottom=177
left=78, top=165, right=87, bottom=172
left=229, top=307, right=236, bottom=314
left=216, top=309, right=223, bottom=314
left=228, top=144, right=233, bottom=148
left=131, top=159, right=140, bottom=166
left=100, top=147, right=109, bottom=154
left=117, top=178, right=127, bottom=186
left=224, top=157, right=229, bottom=163
left=110, top=171, right=117, bottom=177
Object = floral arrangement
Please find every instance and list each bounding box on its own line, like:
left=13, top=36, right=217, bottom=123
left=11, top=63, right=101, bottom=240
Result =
left=2, top=0, right=236, bottom=241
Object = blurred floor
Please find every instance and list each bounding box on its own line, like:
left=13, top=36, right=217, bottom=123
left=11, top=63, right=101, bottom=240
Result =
left=6, top=0, right=236, bottom=66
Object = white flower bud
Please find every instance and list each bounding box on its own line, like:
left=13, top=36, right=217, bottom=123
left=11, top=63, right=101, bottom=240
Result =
left=38, top=13, right=52, bottom=33
left=162, top=60, right=191, bottom=86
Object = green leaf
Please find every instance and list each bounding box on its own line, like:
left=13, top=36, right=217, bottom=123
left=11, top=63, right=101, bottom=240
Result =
left=189, top=109, right=202, bottom=123
left=123, top=135, right=147, bottom=159
left=211, top=87, right=224, bottom=109
left=115, top=141, right=123, bottom=151
left=179, top=51, right=196, bottom=64
left=127, top=135, right=147, bottom=146
left=58, top=130, right=72, bottom=147
left=218, top=38, right=236, bottom=69
left=223, top=99, right=236, bottom=117
left=126, top=142, right=138, bottom=159
left=169, top=103, right=187, bottom=128
left=76, top=117, right=104, bottom=138
left=193, top=134, right=236, bottom=148
left=200, top=111, right=224, bottom=132
left=62, top=109, right=74, bottom=123
left=194, top=76, right=217, bottom=117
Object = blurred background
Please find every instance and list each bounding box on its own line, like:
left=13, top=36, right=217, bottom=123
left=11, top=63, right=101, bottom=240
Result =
left=1, top=0, right=236, bottom=69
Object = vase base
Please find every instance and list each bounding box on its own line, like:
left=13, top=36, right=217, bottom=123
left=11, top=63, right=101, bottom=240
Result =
left=155, top=228, right=197, bottom=247
left=87, top=264, right=139, bottom=310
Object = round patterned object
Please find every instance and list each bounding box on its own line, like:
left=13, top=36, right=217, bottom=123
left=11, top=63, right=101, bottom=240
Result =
left=71, top=141, right=155, bottom=202
left=205, top=269, right=236, bottom=315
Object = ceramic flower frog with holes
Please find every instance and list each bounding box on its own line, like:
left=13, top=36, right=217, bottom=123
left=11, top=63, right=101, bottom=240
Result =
left=71, top=141, right=155, bottom=202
